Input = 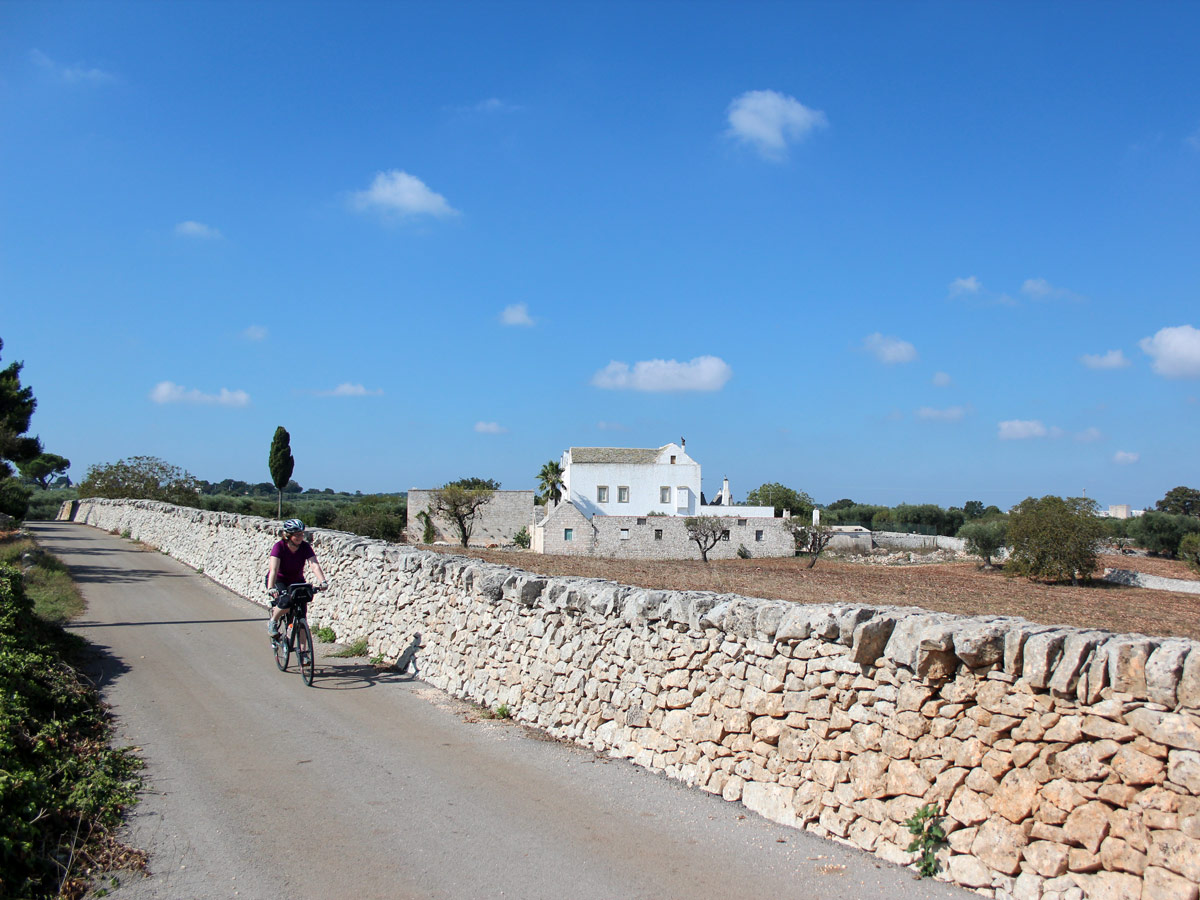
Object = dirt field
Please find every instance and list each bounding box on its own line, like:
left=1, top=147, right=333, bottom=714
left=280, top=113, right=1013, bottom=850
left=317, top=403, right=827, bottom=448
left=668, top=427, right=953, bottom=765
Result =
left=423, top=547, right=1200, bottom=642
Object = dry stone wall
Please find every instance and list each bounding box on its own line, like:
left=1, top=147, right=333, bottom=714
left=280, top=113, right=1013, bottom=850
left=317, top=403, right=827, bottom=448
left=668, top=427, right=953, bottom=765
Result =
left=71, top=499, right=1200, bottom=900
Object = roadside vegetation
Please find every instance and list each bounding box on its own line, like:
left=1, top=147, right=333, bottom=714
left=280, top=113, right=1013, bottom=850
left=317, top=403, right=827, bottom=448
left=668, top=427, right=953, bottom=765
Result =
left=0, top=533, right=144, bottom=900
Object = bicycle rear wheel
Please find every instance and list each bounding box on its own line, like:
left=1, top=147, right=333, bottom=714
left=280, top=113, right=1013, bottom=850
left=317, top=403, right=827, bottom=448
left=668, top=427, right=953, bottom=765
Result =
left=295, top=620, right=315, bottom=686
left=274, top=618, right=291, bottom=671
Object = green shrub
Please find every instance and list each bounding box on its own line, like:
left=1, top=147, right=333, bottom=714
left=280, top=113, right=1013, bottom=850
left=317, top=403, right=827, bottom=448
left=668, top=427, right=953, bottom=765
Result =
left=1006, top=495, right=1104, bottom=585
left=1127, top=511, right=1200, bottom=558
left=0, top=564, right=142, bottom=898
left=314, top=626, right=336, bottom=643
left=1180, top=533, right=1200, bottom=576
left=329, top=637, right=369, bottom=658
left=513, top=526, right=531, bottom=549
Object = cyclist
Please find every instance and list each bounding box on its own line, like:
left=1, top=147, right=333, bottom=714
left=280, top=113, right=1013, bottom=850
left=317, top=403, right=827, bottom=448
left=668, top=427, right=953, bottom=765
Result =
left=266, top=518, right=328, bottom=639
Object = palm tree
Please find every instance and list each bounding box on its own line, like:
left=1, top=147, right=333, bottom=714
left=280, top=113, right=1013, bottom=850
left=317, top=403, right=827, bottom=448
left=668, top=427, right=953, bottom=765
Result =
left=537, top=459, right=564, bottom=506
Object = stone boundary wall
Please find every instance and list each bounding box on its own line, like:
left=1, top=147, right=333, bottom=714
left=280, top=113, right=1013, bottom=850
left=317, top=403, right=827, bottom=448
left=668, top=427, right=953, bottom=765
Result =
left=68, top=499, right=1200, bottom=900
left=873, top=532, right=968, bottom=553
left=1104, top=568, right=1200, bottom=597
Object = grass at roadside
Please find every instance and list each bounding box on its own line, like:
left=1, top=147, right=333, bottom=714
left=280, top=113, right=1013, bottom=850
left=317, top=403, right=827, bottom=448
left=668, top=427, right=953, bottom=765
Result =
left=329, top=636, right=369, bottom=658
left=0, top=536, right=86, bottom=623
left=0, top=533, right=145, bottom=900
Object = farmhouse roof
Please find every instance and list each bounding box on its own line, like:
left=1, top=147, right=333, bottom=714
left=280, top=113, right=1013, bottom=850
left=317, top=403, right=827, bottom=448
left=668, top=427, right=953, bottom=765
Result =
left=570, top=446, right=666, bottom=465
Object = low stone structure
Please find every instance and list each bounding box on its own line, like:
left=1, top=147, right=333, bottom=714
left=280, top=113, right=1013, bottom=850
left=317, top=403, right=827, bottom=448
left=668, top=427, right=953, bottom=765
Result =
left=67, top=498, right=1200, bottom=900
left=406, top=489, right=537, bottom=547
left=1104, top=568, right=1200, bottom=597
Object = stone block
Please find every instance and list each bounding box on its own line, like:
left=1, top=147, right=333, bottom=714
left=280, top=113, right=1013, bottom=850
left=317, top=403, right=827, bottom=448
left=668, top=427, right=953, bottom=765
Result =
left=1023, top=840, right=1069, bottom=877
left=742, top=781, right=799, bottom=828
left=953, top=622, right=1008, bottom=669
left=1179, top=649, right=1200, bottom=710
left=971, top=817, right=1027, bottom=875
left=947, top=853, right=994, bottom=888
left=885, top=759, right=931, bottom=798
left=1110, top=745, right=1166, bottom=785
left=1126, top=707, right=1200, bottom=751
left=1048, top=632, right=1104, bottom=698
left=1147, top=641, right=1193, bottom=708
left=1074, top=871, right=1141, bottom=900
left=1143, top=865, right=1200, bottom=900
left=1022, top=630, right=1067, bottom=689
left=1168, top=749, right=1200, bottom=793
left=947, top=787, right=991, bottom=826
left=993, top=768, right=1038, bottom=823
left=850, top=615, right=896, bottom=666
left=1147, top=829, right=1200, bottom=881
left=1098, top=835, right=1146, bottom=875
left=1063, top=800, right=1111, bottom=854
left=1107, top=638, right=1157, bottom=696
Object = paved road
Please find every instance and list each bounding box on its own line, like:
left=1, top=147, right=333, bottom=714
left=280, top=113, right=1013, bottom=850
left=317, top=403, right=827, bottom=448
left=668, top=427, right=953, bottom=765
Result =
left=32, top=522, right=973, bottom=900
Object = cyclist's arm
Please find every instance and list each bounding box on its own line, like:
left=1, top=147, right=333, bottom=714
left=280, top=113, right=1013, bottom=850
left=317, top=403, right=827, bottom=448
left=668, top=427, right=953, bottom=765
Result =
left=308, top=556, right=328, bottom=586
left=266, top=555, right=281, bottom=592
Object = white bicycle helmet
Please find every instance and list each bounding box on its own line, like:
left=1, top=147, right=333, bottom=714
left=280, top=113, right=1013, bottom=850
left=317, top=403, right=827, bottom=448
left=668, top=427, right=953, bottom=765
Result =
left=282, top=518, right=305, bottom=534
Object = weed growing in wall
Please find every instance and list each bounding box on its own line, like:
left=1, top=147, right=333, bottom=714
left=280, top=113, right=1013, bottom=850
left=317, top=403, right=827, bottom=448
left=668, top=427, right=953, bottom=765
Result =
left=904, top=803, right=946, bottom=877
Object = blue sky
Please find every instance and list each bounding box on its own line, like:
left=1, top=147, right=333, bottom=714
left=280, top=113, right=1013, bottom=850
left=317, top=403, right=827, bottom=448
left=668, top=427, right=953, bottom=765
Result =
left=2, top=1, right=1198, bottom=509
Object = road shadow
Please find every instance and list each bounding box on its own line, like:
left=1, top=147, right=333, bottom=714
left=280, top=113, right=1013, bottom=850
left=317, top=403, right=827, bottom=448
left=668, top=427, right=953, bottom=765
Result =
left=71, top=616, right=263, bottom=629
left=64, top=563, right=190, bottom=584
left=66, top=632, right=134, bottom=692
left=306, top=660, right=419, bottom=691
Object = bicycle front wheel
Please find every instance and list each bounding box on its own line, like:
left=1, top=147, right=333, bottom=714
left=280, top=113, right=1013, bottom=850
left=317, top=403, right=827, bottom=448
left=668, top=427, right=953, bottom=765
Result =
left=295, top=620, right=315, bottom=686
left=274, top=621, right=291, bottom=672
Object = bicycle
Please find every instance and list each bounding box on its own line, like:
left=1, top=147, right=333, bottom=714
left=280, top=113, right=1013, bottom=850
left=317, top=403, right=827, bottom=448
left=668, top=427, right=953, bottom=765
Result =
left=270, top=582, right=326, bottom=686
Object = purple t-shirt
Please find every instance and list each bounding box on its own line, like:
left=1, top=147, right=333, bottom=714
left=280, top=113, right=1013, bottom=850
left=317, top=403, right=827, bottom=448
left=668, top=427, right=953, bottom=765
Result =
left=270, top=539, right=315, bottom=584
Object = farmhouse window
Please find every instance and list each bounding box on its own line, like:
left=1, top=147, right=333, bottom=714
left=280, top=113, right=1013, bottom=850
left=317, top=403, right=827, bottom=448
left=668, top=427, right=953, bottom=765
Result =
left=660, top=486, right=671, bottom=504
left=721, top=530, right=730, bottom=541
left=670, top=455, right=676, bottom=464
left=637, top=517, right=647, bottom=525
left=618, top=486, right=629, bottom=503
left=738, top=519, right=747, bottom=526
left=564, top=528, right=574, bottom=542
left=755, top=530, right=764, bottom=542
left=620, top=529, right=630, bottom=540
left=654, top=529, right=663, bottom=540
left=597, top=486, right=608, bottom=503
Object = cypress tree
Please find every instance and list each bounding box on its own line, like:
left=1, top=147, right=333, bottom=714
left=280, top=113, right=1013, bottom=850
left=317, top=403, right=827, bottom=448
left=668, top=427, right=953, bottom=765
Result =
left=268, top=426, right=295, bottom=519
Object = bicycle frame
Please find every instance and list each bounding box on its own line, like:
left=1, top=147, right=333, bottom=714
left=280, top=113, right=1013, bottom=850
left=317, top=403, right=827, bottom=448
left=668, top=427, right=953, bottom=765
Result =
left=272, top=582, right=318, bottom=685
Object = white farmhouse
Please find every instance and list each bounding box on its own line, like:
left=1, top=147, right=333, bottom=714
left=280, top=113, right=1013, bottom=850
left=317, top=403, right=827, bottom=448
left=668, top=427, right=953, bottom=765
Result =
left=562, top=442, right=703, bottom=517
left=534, top=441, right=786, bottom=558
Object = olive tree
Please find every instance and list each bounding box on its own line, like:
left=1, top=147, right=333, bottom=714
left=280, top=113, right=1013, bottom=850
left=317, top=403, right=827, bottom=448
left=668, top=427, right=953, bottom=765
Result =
left=1006, top=496, right=1103, bottom=585
left=684, top=516, right=725, bottom=562
left=430, top=477, right=498, bottom=547
left=957, top=518, right=1008, bottom=568
left=788, top=518, right=835, bottom=568
left=78, top=456, right=200, bottom=505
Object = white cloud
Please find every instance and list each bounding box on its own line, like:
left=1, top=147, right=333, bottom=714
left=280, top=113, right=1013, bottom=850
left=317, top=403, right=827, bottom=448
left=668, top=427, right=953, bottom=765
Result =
left=1080, top=349, right=1129, bottom=370
left=1139, top=325, right=1200, bottom=378
left=932, top=371, right=952, bottom=387
left=500, top=303, right=533, bottom=326
left=596, top=421, right=628, bottom=431
left=242, top=325, right=268, bottom=341
left=31, top=48, right=114, bottom=83
left=474, top=98, right=518, bottom=114
left=1021, top=278, right=1082, bottom=302
left=1114, top=451, right=1139, bottom=465
left=350, top=170, right=458, bottom=219
left=726, top=89, right=827, bottom=160
left=949, top=276, right=981, bottom=296
left=998, top=419, right=1047, bottom=440
left=316, top=383, right=384, bottom=397
left=474, top=421, right=507, bottom=434
left=591, top=356, right=732, bottom=392
left=863, top=333, right=917, bottom=364
left=916, top=406, right=966, bottom=422
left=175, top=220, right=222, bottom=239
left=150, top=381, right=250, bottom=407
left=1075, top=427, right=1103, bottom=443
